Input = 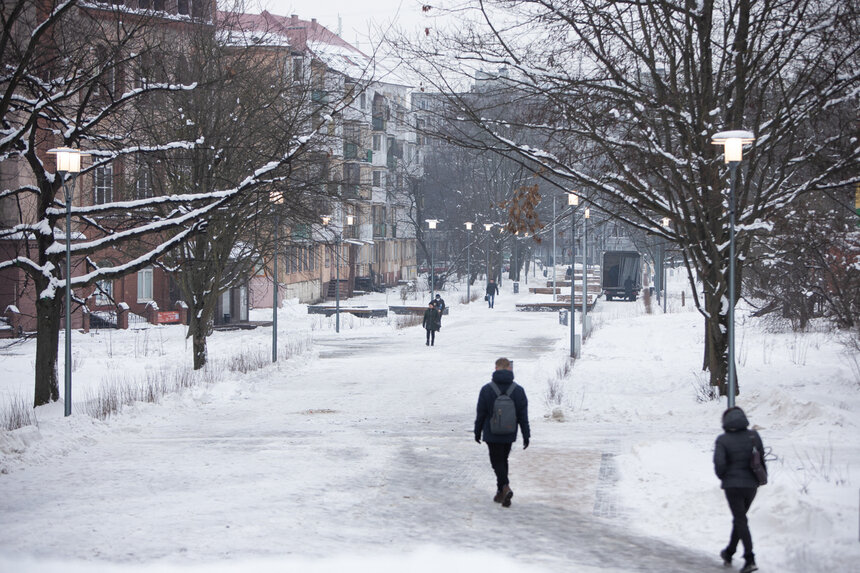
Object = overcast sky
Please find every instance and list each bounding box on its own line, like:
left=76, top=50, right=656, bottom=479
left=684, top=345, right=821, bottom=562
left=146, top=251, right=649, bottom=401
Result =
left=257, top=0, right=436, bottom=49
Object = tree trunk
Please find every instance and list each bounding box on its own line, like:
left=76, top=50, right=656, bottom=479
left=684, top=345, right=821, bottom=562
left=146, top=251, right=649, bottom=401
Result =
left=34, top=294, right=62, bottom=407
left=189, top=304, right=212, bottom=370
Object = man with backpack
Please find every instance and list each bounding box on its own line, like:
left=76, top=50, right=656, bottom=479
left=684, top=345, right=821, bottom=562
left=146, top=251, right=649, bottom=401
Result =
left=474, top=357, right=530, bottom=507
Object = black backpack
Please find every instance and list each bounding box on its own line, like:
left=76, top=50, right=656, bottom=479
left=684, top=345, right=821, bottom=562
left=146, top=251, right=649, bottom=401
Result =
left=749, top=432, right=768, bottom=486
left=489, top=382, right=518, bottom=435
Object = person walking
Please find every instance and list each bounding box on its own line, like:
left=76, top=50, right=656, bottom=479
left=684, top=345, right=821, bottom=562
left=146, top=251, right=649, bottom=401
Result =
left=714, top=406, right=766, bottom=573
left=485, top=278, right=499, bottom=308
left=474, top=357, right=530, bottom=507
left=432, top=293, right=446, bottom=313
left=422, top=302, right=441, bottom=346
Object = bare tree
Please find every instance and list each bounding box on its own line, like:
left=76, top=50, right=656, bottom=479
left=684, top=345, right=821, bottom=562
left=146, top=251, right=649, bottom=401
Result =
left=0, top=2, right=325, bottom=405
left=393, top=0, right=859, bottom=393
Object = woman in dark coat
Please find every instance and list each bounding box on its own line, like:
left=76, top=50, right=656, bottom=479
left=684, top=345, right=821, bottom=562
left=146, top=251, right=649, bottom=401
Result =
left=714, top=407, right=766, bottom=573
left=422, top=302, right=440, bottom=346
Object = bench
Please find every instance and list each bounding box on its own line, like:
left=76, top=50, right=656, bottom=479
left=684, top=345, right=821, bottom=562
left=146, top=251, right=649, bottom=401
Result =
left=516, top=296, right=597, bottom=312
left=307, top=305, right=389, bottom=318
left=388, top=305, right=449, bottom=316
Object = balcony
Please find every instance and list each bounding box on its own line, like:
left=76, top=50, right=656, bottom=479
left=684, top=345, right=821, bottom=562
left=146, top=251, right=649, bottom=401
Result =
left=373, top=223, right=386, bottom=238
left=343, top=143, right=358, bottom=159
left=372, top=116, right=385, bottom=131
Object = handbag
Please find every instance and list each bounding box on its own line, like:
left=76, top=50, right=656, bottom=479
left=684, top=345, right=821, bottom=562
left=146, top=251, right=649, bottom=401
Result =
left=484, top=295, right=489, bottom=301
left=750, top=433, right=768, bottom=486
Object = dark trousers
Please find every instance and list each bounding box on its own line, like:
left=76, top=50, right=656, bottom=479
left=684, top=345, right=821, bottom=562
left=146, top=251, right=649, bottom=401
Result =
left=724, top=487, right=757, bottom=561
left=425, top=329, right=435, bottom=345
left=487, top=294, right=495, bottom=308
left=486, top=442, right=512, bottom=490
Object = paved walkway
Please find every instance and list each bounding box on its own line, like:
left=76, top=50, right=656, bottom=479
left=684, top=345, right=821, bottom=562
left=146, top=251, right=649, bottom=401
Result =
left=0, top=297, right=722, bottom=571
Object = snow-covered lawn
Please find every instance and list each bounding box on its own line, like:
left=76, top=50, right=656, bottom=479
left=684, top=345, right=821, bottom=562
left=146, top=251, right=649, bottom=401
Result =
left=1, top=272, right=858, bottom=572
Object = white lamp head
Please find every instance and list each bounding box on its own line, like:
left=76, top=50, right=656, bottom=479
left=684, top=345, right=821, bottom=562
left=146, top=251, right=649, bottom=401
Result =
left=662, top=217, right=670, bottom=228
left=321, top=215, right=331, bottom=226
left=568, top=193, right=579, bottom=206
left=584, top=207, right=590, bottom=219
left=269, top=190, right=284, bottom=204
left=425, top=219, right=438, bottom=229
left=464, top=221, right=473, bottom=230
left=47, top=147, right=89, bottom=173
left=346, top=215, right=354, bottom=226
left=483, top=223, right=493, bottom=231
left=712, top=131, right=755, bottom=163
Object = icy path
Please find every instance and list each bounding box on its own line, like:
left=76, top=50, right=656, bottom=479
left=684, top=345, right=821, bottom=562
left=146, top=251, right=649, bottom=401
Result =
left=0, top=295, right=723, bottom=571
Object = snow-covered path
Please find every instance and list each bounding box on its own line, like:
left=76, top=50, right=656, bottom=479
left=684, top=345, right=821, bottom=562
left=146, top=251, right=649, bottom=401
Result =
left=2, top=279, right=858, bottom=572
left=0, top=294, right=722, bottom=572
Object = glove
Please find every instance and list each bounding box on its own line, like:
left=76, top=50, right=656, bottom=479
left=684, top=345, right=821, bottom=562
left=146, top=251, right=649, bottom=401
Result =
left=475, top=434, right=481, bottom=444
left=523, top=438, right=530, bottom=450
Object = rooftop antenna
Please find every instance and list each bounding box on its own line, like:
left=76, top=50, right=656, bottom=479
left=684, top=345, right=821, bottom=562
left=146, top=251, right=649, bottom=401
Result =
left=338, top=15, right=342, bottom=37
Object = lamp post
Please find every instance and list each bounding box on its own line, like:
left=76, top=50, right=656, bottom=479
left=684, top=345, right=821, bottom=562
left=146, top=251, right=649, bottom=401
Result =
left=270, top=191, right=284, bottom=362
left=464, top=222, right=473, bottom=302
left=661, top=217, right=670, bottom=314
left=568, top=193, right=579, bottom=358
left=483, top=223, right=493, bottom=280
left=552, top=194, right=557, bottom=301
left=712, top=130, right=754, bottom=408
left=323, top=214, right=352, bottom=333
left=582, top=207, right=590, bottom=341
left=47, top=147, right=87, bottom=417
left=426, top=219, right=439, bottom=298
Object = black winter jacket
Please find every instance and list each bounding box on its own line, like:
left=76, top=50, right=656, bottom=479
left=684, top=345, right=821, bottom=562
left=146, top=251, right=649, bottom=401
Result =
left=714, top=408, right=766, bottom=489
left=474, top=369, right=530, bottom=444
left=422, top=308, right=441, bottom=331
left=486, top=282, right=499, bottom=296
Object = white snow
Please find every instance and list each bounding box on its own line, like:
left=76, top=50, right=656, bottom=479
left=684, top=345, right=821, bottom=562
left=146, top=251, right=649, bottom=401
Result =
left=0, top=269, right=857, bottom=572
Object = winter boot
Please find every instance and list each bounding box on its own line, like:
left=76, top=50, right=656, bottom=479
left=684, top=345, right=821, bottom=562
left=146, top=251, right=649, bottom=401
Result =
left=719, top=549, right=732, bottom=567
left=493, top=489, right=504, bottom=503
left=740, top=561, right=758, bottom=573
left=500, top=484, right=513, bottom=507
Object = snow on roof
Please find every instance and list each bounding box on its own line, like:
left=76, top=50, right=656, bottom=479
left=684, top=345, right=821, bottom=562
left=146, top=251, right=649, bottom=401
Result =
left=222, top=10, right=412, bottom=87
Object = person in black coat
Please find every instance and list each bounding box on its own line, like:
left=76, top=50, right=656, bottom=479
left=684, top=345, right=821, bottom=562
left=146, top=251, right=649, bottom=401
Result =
left=714, top=406, right=766, bottom=573
left=485, top=279, right=499, bottom=308
left=421, top=302, right=440, bottom=346
left=474, top=357, right=530, bottom=507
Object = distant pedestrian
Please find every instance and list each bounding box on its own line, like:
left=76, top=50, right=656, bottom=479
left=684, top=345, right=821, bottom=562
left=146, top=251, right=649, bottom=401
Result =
left=485, top=279, right=499, bottom=308
left=422, top=302, right=441, bottom=346
left=624, top=276, right=634, bottom=301
left=432, top=293, right=446, bottom=313
left=474, top=357, right=530, bottom=507
left=714, top=406, right=766, bottom=573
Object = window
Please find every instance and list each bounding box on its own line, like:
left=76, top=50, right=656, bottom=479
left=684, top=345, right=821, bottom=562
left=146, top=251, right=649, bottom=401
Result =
left=372, top=134, right=382, bottom=152
left=293, top=57, right=303, bottom=83
left=360, top=92, right=366, bottom=109
left=138, top=0, right=150, bottom=9
left=177, top=0, right=189, bottom=14
left=191, top=0, right=209, bottom=17
left=94, top=164, right=113, bottom=204
left=135, top=161, right=152, bottom=199
left=372, top=171, right=382, bottom=187
left=153, top=0, right=164, bottom=9
left=137, top=267, right=153, bottom=302
left=95, top=262, right=113, bottom=306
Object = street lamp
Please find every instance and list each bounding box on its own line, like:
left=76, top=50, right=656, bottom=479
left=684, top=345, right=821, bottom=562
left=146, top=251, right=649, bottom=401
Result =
left=661, top=217, right=670, bottom=314
left=270, top=191, right=284, bottom=362
left=322, top=213, right=351, bottom=333
left=47, top=146, right=88, bottom=417
left=483, top=223, right=493, bottom=279
left=425, top=219, right=439, bottom=298
left=582, top=207, right=590, bottom=342
left=464, top=222, right=473, bottom=302
left=568, top=193, right=579, bottom=358
left=552, top=194, right=557, bottom=301
left=712, top=130, right=755, bottom=408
